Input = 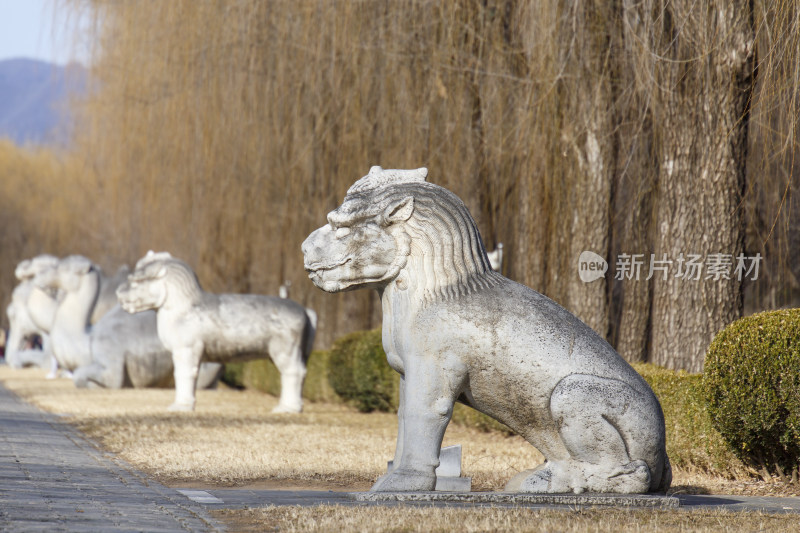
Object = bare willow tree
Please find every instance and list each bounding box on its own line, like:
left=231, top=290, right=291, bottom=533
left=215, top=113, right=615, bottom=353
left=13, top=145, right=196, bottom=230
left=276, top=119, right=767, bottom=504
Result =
left=745, top=0, right=800, bottom=315
left=557, top=1, right=617, bottom=336
left=0, top=0, right=793, bottom=371
left=621, top=1, right=757, bottom=372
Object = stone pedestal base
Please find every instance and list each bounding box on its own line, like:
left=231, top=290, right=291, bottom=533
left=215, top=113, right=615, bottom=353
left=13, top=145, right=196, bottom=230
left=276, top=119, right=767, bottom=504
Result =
left=350, top=491, right=680, bottom=509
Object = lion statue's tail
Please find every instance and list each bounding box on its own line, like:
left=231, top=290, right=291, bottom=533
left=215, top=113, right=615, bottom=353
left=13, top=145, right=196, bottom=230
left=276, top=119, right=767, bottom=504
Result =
left=656, top=454, right=672, bottom=493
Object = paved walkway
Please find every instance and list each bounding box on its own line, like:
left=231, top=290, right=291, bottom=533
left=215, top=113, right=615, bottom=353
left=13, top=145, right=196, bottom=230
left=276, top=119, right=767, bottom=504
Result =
left=2, top=380, right=800, bottom=532
left=0, top=383, right=222, bottom=532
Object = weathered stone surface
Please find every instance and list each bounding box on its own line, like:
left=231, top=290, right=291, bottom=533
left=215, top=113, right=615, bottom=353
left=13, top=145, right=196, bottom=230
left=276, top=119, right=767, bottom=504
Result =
left=434, top=477, right=472, bottom=492
left=435, top=445, right=462, bottom=477
left=302, top=166, right=671, bottom=494
left=117, top=252, right=317, bottom=412
left=91, top=265, right=131, bottom=325
left=388, top=444, right=463, bottom=477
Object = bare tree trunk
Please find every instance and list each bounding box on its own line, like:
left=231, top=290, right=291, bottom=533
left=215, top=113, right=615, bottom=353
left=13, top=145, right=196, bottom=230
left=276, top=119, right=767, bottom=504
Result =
left=560, top=1, right=617, bottom=337
left=628, top=1, right=756, bottom=372
left=609, top=12, right=659, bottom=363
left=610, top=111, right=656, bottom=363
left=565, top=108, right=614, bottom=336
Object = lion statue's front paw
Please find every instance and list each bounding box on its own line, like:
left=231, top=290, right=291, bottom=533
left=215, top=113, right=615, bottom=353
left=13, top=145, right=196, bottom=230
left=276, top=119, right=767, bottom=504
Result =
left=371, top=468, right=436, bottom=492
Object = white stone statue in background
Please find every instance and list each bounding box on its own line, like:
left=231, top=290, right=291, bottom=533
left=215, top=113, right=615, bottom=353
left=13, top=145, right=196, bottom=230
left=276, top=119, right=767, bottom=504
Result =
left=33, top=254, right=221, bottom=389
left=278, top=280, right=292, bottom=299
left=73, top=305, right=175, bottom=388
left=5, top=255, right=61, bottom=369
left=34, top=255, right=100, bottom=371
left=92, top=264, right=132, bottom=324
left=487, top=242, right=503, bottom=272
left=117, top=252, right=317, bottom=412
left=7, top=255, right=131, bottom=376
left=73, top=304, right=222, bottom=390
left=302, top=166, right=671, bottom=494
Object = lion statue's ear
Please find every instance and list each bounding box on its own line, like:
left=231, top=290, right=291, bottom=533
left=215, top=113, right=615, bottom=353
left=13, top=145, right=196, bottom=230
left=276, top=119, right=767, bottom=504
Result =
left=155, top=265, right=168, bottom=279
left=382, top=196, right=415, bottom=225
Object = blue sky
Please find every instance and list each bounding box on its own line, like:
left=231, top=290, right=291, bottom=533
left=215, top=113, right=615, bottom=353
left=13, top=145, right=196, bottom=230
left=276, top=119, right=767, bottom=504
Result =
left=0, top=0, right=87, bottom=65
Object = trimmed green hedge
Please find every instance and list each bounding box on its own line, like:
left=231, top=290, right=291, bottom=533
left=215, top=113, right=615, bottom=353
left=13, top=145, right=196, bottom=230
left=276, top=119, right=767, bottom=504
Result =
left=704, top=309, right=800, bottom=478
left=328, top=328, right=398, bottom=412
left=636, top=363, right=746, bottom=479
left=222, top=349, right=338, bottom=404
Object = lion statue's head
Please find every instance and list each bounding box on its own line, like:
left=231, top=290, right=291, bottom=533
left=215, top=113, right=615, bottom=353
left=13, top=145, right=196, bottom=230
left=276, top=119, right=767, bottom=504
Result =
left=117, top=253, right=202, bottom=314
left=302, top=166, right=501, bottom=303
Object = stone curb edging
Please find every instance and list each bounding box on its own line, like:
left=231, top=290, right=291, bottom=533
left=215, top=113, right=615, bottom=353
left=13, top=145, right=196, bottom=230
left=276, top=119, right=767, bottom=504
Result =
left=348, top=491, right=680, bottom=509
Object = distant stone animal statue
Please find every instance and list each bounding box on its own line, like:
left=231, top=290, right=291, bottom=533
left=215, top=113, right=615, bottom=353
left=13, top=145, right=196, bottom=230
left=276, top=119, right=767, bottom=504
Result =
left=34, top=255, right=101, bottom=371
left=71, top=305, right=174, bottom=388
left=117, top=252, right=317, bottom=412
left=5, top=255, right=61, bottom=369
left=73, top=304, right=222, bottom=389
left=302, top=166, right=671, bottom=494
left=34, top=255, right=221, bottom=389
left=487, top=242, right=503, bottom=272
left=91, top=265, right=132, bottom=324
left=8, top=256, right=134, bottom=377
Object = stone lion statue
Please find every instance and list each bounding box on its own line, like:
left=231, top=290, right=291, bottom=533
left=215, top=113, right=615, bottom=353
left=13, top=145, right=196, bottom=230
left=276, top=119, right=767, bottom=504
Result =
left=33, top=254, right=221, bottom=389
left=116, top=252, right=317, bottom=412
left=302, top=166, right=671, bottom=494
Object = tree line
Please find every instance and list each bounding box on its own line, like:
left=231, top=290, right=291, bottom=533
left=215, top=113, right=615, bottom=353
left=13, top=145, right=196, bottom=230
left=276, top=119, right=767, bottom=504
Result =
left=2, top=0, right=799, bottom=372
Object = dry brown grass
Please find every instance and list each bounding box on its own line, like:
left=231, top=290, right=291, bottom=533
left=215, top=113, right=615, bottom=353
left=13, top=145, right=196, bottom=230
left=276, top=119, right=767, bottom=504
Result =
left=2, top=365, right=799, bottom=499
left=4, top=366, right=800, bottom=531
left=213, top=505, right=800, bottom=533
left=0, top=366, right=542, bottom=490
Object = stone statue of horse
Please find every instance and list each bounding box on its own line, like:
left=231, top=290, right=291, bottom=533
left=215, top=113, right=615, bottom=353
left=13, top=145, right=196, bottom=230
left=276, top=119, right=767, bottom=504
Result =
left=117, top=252, right=317, bottom=412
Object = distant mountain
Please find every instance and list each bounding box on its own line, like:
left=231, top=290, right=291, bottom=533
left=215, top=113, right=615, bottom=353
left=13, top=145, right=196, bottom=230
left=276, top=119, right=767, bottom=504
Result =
left=0, top=58, right=86, bottom=146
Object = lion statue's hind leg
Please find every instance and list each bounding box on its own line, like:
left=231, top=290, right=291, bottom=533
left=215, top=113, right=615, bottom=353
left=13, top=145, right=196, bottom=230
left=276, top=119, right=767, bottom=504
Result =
left=507, top=374, right=664, bottom=494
